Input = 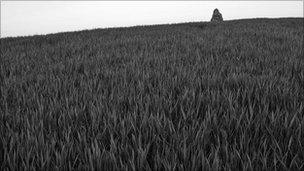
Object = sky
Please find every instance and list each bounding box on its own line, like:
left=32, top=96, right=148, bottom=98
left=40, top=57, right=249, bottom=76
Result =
left=1, top=1, right=303, bottom=38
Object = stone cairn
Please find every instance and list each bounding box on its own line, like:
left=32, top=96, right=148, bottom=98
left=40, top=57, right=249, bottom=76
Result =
left=211, top=8, right=223, bottom=22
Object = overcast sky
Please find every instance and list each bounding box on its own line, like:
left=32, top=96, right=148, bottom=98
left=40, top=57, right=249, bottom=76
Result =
left=1, top=1, right=303, bottom=38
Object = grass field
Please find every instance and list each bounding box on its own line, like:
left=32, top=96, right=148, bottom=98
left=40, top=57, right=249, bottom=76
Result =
left=1, top=18, right=304, bottom=170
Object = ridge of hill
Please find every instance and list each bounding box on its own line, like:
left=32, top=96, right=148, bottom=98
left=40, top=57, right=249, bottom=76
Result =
left=1, top=17, right=302, bottom=40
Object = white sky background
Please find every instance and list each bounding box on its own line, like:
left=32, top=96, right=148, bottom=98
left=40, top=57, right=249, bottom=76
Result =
left=1, top=1, right=303, bottom=38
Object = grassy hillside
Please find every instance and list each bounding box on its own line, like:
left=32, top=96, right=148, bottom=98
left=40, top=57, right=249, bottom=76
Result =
left=1, top=18, right=304, bottom=170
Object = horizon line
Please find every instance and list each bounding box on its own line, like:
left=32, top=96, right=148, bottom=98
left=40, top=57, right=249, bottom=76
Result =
left=1, top=17, right=302, bottom=39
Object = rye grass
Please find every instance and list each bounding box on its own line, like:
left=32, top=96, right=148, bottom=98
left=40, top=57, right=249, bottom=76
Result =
left=0, top=18, right=303, bottom=170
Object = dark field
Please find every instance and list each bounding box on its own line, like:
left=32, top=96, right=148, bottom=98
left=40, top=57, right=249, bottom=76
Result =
left=1, top=18, right=304, bottom=170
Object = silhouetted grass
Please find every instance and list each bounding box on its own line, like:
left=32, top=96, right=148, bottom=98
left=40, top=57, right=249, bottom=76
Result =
left=1, top=18, right=304, bottom=170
